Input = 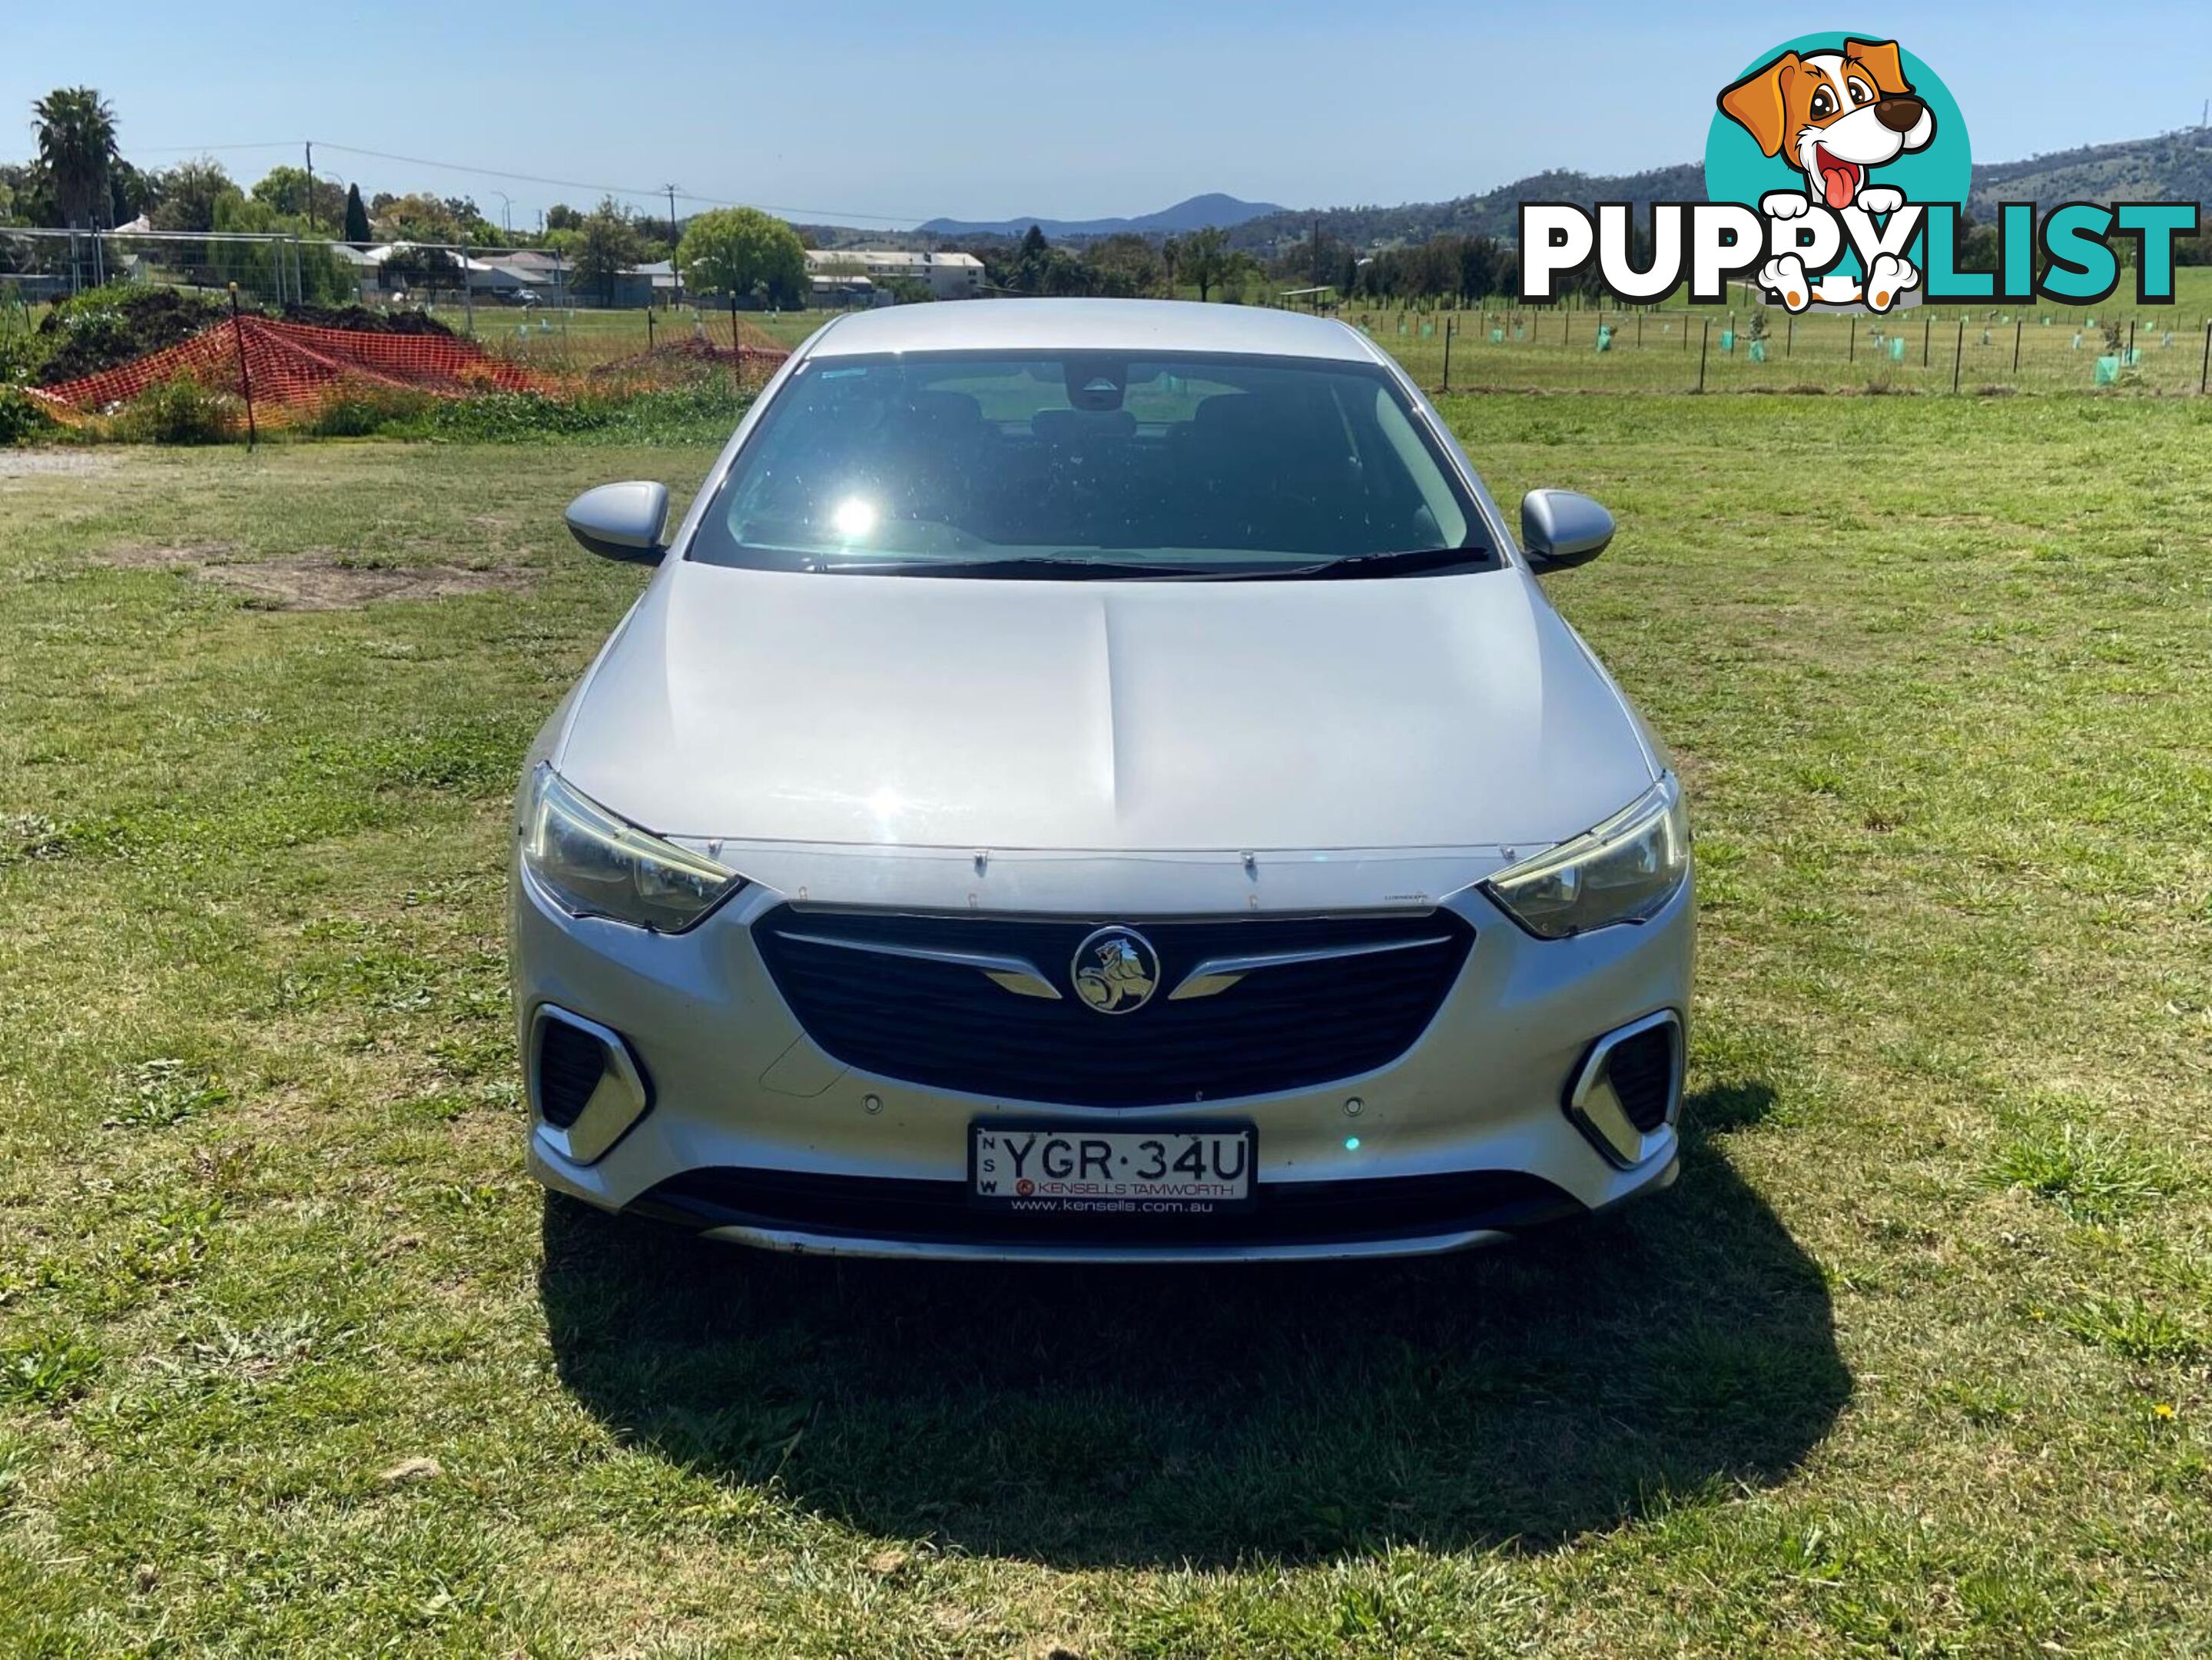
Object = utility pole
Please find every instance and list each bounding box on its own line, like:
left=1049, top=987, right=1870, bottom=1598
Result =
left=493, top=191, right=513, bottom=239
left=665, top=184, right=682, bottom=251
left=303, top=140, right=314, bottom=231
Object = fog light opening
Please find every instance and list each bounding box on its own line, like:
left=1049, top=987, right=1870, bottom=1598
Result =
left=529, top=1005, right=652, bottom=1165
left=1563, top=1011, right=1682, bottom=1169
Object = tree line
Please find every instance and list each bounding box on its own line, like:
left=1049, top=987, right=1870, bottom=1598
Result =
left=970, top=221, right=1530, bottom=306
left=0, top=85, right=824, bottom=310
left=15, top=84, right=2192, bottom=320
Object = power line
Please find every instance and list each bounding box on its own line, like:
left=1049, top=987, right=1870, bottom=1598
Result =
left=136, top=136, right=923, bottom=225
left=322, top=142, right=922, bottom=226
left=131, top=140, right=297, bottom=153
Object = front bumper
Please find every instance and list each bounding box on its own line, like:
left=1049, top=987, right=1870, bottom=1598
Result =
left=512, top=866, right=1693, bottom=1262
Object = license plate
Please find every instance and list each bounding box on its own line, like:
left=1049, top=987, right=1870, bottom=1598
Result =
left=970, top=1123, right=1255, bottom=1215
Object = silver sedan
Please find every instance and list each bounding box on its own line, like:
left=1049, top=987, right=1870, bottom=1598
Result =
left=512, top=298, right=1691, bottom=1261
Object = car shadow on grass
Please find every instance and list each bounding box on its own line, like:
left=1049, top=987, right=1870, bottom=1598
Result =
left=539, top=1084, right=1846, bottom=1568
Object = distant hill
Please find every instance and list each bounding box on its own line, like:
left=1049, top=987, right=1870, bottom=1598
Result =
left=1221, top=130, right=2211, bottom=255
left=917, top=193, right=1286, bottom=240
left=1225, top=164, right=1706, bottom=254
left=1965, top=128, right=2212, bottom=220
left=810, top=130, right=2208, bottom=257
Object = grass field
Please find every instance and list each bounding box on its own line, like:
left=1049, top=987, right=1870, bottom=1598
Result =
left=463, top=293, right=2212, bottom=396
left=2, top=392, right=2209, bottom=1656
left=447, top=265, right=2212, bottom=397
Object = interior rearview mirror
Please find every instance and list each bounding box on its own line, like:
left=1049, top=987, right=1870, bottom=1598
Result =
left=1520, top=489, right=1613, bottom=570
left=565, top=481, right=670, bottom=564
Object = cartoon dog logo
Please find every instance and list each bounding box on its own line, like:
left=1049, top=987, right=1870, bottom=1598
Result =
left=1717, top=38, right=1935, bottom=312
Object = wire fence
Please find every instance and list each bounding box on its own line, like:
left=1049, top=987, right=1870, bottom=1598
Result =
left=1349, top=300, right=2212, bottom=397
left=0, top=225, right=623, bottom=314
left=1, top=227, right=802, bottom=425
left=7, top=227, right=2211, bottom=401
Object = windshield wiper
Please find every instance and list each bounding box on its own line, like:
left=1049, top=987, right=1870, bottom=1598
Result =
left=810, top=556, right=1219, bottom=581
left=1197, top=546, right=1491, bottom=581
left=804, top=547, right=1491, bottom=582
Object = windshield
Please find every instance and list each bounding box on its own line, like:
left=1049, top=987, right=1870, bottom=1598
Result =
left=687, top=349, right=1494, bottom=579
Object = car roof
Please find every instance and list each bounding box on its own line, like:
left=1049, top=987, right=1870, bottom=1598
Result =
left=800, top=297, right=1377, bottom=364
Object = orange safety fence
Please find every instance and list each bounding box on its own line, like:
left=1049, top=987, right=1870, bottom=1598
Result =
left=28, top=315, right=562, bottom=427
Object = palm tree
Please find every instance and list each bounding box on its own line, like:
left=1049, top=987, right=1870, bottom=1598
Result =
left=32, top=87, right=118, bottom=230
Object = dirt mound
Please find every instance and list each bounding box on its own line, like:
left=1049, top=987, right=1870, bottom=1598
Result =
left=35, top=287, right=227, bottom=386
left=280, top=303, right=457, bottom=338
left=586, top=336, right=788, bottom=383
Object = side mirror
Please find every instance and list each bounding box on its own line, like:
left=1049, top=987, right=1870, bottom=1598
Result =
left=565, top=481, right=670, bottom=564
left=1520, top=489, right=1613, bottom=570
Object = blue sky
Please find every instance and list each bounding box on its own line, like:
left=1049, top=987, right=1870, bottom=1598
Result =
left=9, top=2, right=2209, bottom=230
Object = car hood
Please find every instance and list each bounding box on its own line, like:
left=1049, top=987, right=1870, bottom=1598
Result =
left=555, top=561, right=1656, bottom=855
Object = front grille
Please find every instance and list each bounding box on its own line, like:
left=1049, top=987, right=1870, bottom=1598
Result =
left=635, top=1164, right=1579, bottom=1247
left=1603, top=1022, right=1676, bottom=1132
left=536, top=1018, right=606, bottom=1129
left=751, top=906, right=1474, bottom=1107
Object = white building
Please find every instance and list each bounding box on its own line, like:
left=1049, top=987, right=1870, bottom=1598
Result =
left=803, top=247, right=984, bottom=300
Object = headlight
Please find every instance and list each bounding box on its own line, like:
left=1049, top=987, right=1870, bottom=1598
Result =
left=519, top=765, right=743, bottom=933
left=1484, top=775, right=1689, bottom=939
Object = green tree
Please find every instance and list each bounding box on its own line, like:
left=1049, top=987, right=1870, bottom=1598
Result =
left=1010, top=224, right=1053, bottom=294
left=1179, top=225, right=1232, bottom=302
left=545, top=203, right=582, bottom=231
left=380, top=242, right=463, bottom=294
left=572, top=197, right=646, bottom=305
left=31, top=86, right=118, bottom=229
left=148, top=158, right=237, bottom=234
left=206, top=194, right=354, bottom=304
left=0, top=161, right=55, bottom=227
left=371, top=192, right=463, bottom=245
left=1088, top=233, right=1164, bottom=297
left=250, top=164, right=345, bottom=229
left=343, top=184, right=370, bottom=246
left=677, top=206, right=806, bottom=307
left=108, top=159, right=157, bottom=227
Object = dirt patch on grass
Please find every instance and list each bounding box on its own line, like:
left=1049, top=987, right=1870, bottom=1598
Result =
left=0, top=450, right=123, bottom=480
left=103, top=544, right=536, bottom=611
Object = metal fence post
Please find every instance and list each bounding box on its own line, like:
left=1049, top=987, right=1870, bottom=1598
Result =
left=1786, top=314, right=1793, bottom=357
left=2200, top=320, right=2210, bottom=393
left=1696, top=317, right=1710, bottom=392
left=2014, top=316, right=2023, bottom=374
left=1849, top=314, right=1856, bottom=363
left=1441, top=314, right=1451, bottom=392
left=228, top=284, right=257, bottom=452
left=461, top=237, right=475, bottom=336
left=1952, top=317, right=1965, bottom=393
left=1922, top=313, right=1932, bottom=367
